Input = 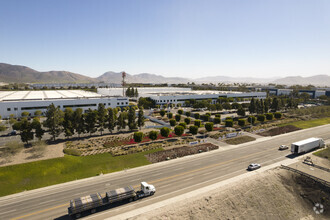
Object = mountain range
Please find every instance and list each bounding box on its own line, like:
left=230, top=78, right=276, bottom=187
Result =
left=0, top=63, right=329, bottom=86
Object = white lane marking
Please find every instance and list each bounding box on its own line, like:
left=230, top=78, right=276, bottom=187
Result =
left=38, top=199, right=55, bottom=205
left=173, top=167, right=184, bottom=171
left=152, top=172, right=163, bottom=176
left=158, top=183, right=171, bottom=189
left=184, top=177, right=194, bottom=182
left=0, top=209, right=17, bottom=215
left=202, top=171, right=214, bottom=176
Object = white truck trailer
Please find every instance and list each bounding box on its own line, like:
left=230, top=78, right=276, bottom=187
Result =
left=291, top=138, right=324, bottom=154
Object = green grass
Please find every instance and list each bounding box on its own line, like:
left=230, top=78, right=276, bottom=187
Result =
left=313, top=147, right=330, bottom=161
left=0, top=148, right=162, bottom=197
left=279, top=117, right=330, bottom=129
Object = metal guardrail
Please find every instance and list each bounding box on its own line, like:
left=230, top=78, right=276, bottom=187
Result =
left=280, top=165, right=330, bottom=188
left=302, top=162, right=330, bottom=173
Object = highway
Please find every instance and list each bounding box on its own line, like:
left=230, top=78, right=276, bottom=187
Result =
left=0, top=125, right=329, bottom=220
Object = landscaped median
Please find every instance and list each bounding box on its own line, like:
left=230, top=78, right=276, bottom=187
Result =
left=0, top=148, right=162, bottom=197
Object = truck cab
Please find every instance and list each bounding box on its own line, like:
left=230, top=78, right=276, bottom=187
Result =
left=139, top=182, right=156, bottom=197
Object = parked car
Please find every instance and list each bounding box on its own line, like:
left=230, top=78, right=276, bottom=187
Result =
left=279, top=145, right=288, bottom=150
left=8, top=130, right=17, bottom=136
left=247, top=163, right=261, bottom=171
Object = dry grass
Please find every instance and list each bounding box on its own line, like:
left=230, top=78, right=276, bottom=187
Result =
left=224, top=136, right=256, bottom=145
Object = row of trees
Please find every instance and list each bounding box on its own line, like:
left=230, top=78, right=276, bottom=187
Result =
left=125, top=87, right=139, bottom=98
left=13, top=104, right=145, bottom=144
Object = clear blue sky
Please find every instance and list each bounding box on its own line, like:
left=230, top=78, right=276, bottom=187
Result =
left=0, top=0, right=329, bottom=79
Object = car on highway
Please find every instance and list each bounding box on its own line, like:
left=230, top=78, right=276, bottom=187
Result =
left=247, top=163, right=261, bottom=171
left=278, top=145, right=289, bottom=150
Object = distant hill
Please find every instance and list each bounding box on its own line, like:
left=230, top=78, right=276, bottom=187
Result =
left=193, top=76, right=279, bottom=84
left=271, top=75, right=330, bottom=86
left=97, top=71, right=190, bottom=84
left=0, top=63, right=96, bottom=83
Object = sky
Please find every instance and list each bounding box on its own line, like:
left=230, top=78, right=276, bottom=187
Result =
left=0, top=0, right=330, bottom=79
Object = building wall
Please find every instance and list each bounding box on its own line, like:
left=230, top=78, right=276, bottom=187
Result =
left=97, top=87, right=192, bottom=97
left=0, top=97, right=129, bottom=118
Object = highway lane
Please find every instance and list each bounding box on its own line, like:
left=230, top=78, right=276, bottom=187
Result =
left=0, top=125, right=329, bottom=220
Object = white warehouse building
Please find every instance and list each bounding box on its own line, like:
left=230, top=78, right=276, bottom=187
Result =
left=97, top=87, right=192, bottom=97
left=0, top=90, right=129, bottom=119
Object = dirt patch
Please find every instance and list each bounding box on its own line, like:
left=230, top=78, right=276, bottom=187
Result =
left=131, top=168, right=330, bottom=220
left=145, top=143, right=218, bottom=163
left=259, top=125, right=301, bottom=136
left=225, top=135, right=256, bottom=145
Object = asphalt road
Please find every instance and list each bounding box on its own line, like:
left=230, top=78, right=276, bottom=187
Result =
left=0, top=125, right=329, bottom=220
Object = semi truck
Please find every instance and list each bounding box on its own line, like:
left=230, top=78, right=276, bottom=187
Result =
left=291, top=137, right=324, bottom=154
left=68, top=182, right=156, bottom=219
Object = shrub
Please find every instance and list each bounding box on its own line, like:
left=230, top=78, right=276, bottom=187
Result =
left=238, top=119, right=246, bottom=127
left=194, top=120, right=201, bottom=127
left=189, top=125, right=198, bottom=135
left=160, top=127, right=170, bottom=138
left=149, top=130, right=158, bottom=141
left=169, top=119, right=177, bottom=127
left=215, top=114, right=220, bottom=118
left=175, top=114, right=181, bottom=122
left=178, top=109, right=183, bottom=115
left=0, top=125, right=6, bottom=132
left=184, top=117, right=191, bottom=124
left=63, top=148, right=82, bottom=156
left=213, top=117, right=221, bottom=124
left=257, top=115, right=266, bottom=123
left=194, top=113, right=200, bottom=119
left=179, top=122, right=187, bottom=129
left=185, top=111, right=191, bottom=117
left=174, top=126, right=184, bottom=136
left=265, top=113, right=274, bottom=120
left=225, top=119, right=233, bottom=127
left=205, top=122, right=214, bottom=132
left=160, top=110, right=166, bottom=117
left=202, top=114, right=210, bottom=122
left=134, top=132, right=144, bottom=143
left=247, top=116, right=256, bottom=124
left=167, top=112, right=173, bottom=119
left=274, top=112, right=282, bottom=119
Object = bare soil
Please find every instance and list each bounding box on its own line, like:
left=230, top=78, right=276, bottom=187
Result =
left=259, top=125, right=301, bottom=136
left=131, top=168, right=330, bottom=220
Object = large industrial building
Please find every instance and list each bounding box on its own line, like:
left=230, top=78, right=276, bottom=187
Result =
left=98, top=87, right=266, bottom=106
left=0, top=90, right=128, bottom=118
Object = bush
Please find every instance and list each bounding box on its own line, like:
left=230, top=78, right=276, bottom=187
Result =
left=213, top=117, right=221, bottom=124
left=167, top=112, right=173, bottom=119
left=274, top=112, right=282, bottom=119
left=247, top=116, right=256, bottom=124
left=215, top=114, right=220, bottom=118
left=174, top=126, right=184, bottom=136
left=265, top=113, right=274, bottom=120
left=63, top=148, right=82, bottom=156
left=194, top=120, right=201, bottom=127
left=202, top=114, right=210, bottom=122
left=0, top=125, right=6, bottom=132
left=160, top=110, right=165, bottom=117
left=205, top=122, right=214, bottom=132
left=185, top=111, right=191, bottom=117
left=179, top=122, right=187, bottom=129
left=175, top=114, right=181, bottom=122
left=149, top=131, right=158, bottom=141
left=178, top=109, right=183, bottom=115
left=257, top=115, right=266, bottom=122
left=238, top=119, right=246, bottom=126
left=160, top=127, right=170, bottom=138
left=184, top=117, right=191, bottom=125
left=134, top=132, right=144, bottom=143
left=225, top=119, right=233, bottom=127
left=169, top=119, right=177, bottom=127
left=194, top=113, right=200, bottom=119
left=189, top=125, right=198, bottom=135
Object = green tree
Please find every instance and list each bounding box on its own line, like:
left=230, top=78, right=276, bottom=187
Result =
left=12, top=121, right=22, bottom=131
left=179, top=122, right=187, bottom=129
left=133, top=132, right=143, bottom=143
left=63, top=108, right=75, bottom=138
left=249, top=98, right=256, bottom=114
left=237, top=106, right=246, bottom=116
left=128, top=107, right=137, bottom=131
left=194, top=113, right=200, bottom=119
left=117, top=112, right=127, bottom=132
left=169, top=119, right=177, bottom=127
left=107, top=107, right=116, bottom=133
left=189, top=125, right=198, bottom=135
left=97, top=104, right=107, bottom=135
left=271, top=98, right=280, bottom=112
left=223, top=102, right=231, bottom=110
left=247, top=115, right=256, bottom=124
left=167, top=112, right=173, bottom=119
left=160, top=109, right=166, bottom=117
left=215, top=103, right=223, bottom=111
left=274, top=112, right=282, bottom=119
left=19, top=119, right=33, bottom=145
left=202, top=114, right=210, bottom=122
left=34, top=110, right=42, bottom=117
left=138, top=107, right=145, bottom=129
left=178, top=109, right=183, bottom=115
left=160, top=127, right=170, bottom=138
left=257, top=114, right=266, bottom=123
left=85, top=109, right=98, bottom=136
left=238, top=119, right=246, bottom=127
left=21, top=111, right=29, bottom=118
left=213, top=117, right=221, bottom=124
left=185, top=111, right=191, bottom=117
left=135, top=88, right=138, bottom=98
left=148, top=130, right=158, bottom=141
left=74, top=108, right=85, bottom=137
left=44, top=103, right=63, bottom=141
left=175, top=114, right=181, bottom=122
left=174, top=125, right=184, bottom=136
left=194, top=120, right=201, bottom=127
left=205, top=122, right=214, bottom=132
left=184, top=117, right=191, bottom=125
